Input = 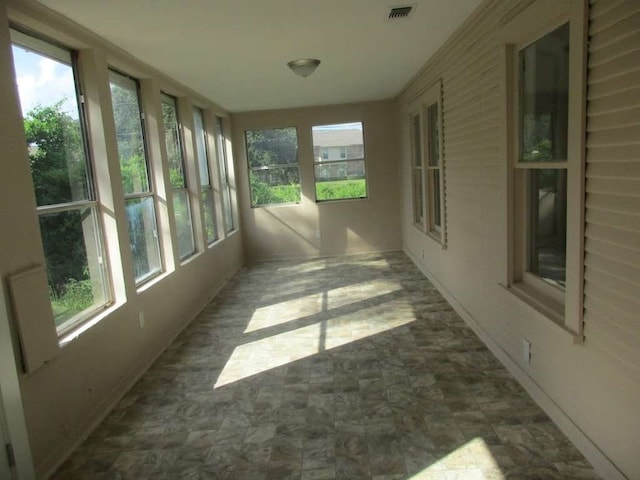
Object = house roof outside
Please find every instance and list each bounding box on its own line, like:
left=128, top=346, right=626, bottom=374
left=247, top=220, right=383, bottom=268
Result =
left=313, top=129, right=363, bottom=148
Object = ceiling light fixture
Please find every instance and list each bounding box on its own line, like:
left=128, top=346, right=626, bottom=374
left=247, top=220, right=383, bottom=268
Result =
left=287, top=58, right=321, bottom=77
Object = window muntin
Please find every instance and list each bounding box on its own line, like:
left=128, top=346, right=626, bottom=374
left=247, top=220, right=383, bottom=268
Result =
left=11, top=30, right=110, bottom=332
left=161, top=93, right=195, bottom=260
left=216, top=116, right=234, bottom=232
left=108, top=70, right=163, bottom=284
left=311, top=122, right=367, bottom=202
left=193, top=107, right=217, bottom=244
left=515, top=24, right=570, bottom=293
left=245, top=126, right=300, bottom=207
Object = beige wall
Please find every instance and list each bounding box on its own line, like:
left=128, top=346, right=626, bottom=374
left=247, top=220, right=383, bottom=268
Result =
left=0, top=2, right=243, bottom=478
left=232, top=101, right=402, bottom=262
left=398, top=0, right=639, bottom=478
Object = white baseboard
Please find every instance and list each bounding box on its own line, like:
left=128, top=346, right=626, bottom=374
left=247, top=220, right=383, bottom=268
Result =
left=403, top=246, right=628, bottom=480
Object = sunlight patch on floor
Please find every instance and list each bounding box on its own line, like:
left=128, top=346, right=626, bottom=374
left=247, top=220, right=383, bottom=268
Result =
left=407, top=438, right=504, bottom=479
left=215, top=287, right=414, bottom=388
left=244, top=278, right=403, bottom=333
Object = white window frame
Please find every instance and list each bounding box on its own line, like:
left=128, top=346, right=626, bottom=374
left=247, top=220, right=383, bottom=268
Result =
left=215, top=116, right=235, bottom=232
left=10, top=29, right=112, bottom=335
left=501, top=0, right=586, bottom=336
left=161, top=92, right=196, bottom=261
left=193, top=106, right=218, bottom=246
left=108, top=69, right=164, bottom=286
left=408, top=79, right=446, bottom=246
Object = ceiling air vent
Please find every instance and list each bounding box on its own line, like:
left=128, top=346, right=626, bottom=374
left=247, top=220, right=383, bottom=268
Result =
left=386, top=5, right=415, bottom=21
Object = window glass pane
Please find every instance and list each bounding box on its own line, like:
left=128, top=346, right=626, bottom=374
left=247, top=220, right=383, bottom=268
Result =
left=173, top=190, right=195, bottom=259
left=427, top=103, right=440, bottom=167
left=520, top=23, right=569, bottom=162
left=312, top=123, right=364, bottom=162
left=39, top=207, right=108, bottom=329
left=12, top=41, right=91, bottom=206
left=201, top=187, right=217, bottom=244
left=413, top=171, right=424, bottom=223
left=161, top=93, right=186, bottom=188
left=311, top=122, right=366, bottom=201
left=528, top=169, right=567, bottom=287
left=109, top=71, right=150, bottom=195
left=412, top=114, right=422, bottom=167
left=431, top=170, right=441, bottom=228
left=193, top=108, right=210, bottom=187
left=249, top=166, right=301, bottom=207
left=216, top=116, right=234, bottom=231
left=314, top=160, right=367, bottom=201
left=125, top=197, right=162, bottom=283
left=245, top=127, right=300, bottom=206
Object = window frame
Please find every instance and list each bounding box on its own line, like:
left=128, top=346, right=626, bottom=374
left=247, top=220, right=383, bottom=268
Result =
left=108, top=68, right=164, bottom=286
left=408, top=80, right=446, bottom=246
left=215, top=116, right=235, bottom=232
left=160, top=92, right=196, bottom=261
left=502, top=0, right=587, bottom=336
left=193, top=106, right=218, bottom=245
left=10, top=29, right=113, bottom=334
left=311, top=121, right=368, bottom=203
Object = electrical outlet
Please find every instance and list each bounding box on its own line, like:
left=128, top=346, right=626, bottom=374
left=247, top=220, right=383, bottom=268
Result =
left=522, top=339, right=531, bottom=364
left=138, top=311, right=145, bottom=329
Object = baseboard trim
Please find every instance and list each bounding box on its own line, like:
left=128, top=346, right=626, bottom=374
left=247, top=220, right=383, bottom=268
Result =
left=403, top=246, right=628, bottom=480
left=39, top=264, right=242, bottom=480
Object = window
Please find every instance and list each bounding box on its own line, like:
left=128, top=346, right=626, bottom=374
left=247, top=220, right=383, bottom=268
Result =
left=215, top=116, right=234, bottom=232
left=311, top=122, right=367, bottom=201
left=161, top=93, right=195, bottom=260
left=505, top=0, right=586, bottom=332
left=11, top=30, right=110, bottom=332
left=109, top=70, right=163, bottom=284
left=245, top=127, right=300, bottom=207
left=409, top=80, right=445, bottom=243
left=193, top=108, right=217, bottom=244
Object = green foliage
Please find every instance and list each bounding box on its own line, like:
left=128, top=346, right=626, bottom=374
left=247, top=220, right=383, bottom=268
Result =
left=250, top=172, right=300, bottom=206
left=316, top=179, right=367, bottom=201
left=51, top=277, right=94, bottom=326
left=120, top=154, right=148, bottom=194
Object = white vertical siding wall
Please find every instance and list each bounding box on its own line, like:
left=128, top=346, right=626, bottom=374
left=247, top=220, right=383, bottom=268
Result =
left=584, top=0, right=640, bottom=374
left=398, top=0, right=639, bottom=478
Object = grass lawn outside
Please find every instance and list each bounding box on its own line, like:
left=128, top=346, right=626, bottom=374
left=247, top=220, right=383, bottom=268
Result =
left=316, top=178, right=367, bottom=201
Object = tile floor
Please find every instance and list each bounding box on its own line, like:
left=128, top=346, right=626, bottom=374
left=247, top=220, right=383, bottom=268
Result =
left=51, top=252, right=600, bottom=480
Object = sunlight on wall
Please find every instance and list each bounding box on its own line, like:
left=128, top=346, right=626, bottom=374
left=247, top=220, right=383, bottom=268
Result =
left=215, top=279, right=413, bottom=388
left=407, top=437, right=504, bottom=479
left=245, top=278, right=402, bottom=333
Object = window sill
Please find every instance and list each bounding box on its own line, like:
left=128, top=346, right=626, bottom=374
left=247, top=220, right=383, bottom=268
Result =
left=59, top=301, right=125, bottom=347
left=316, top=196, right=368, bottom=204
left=502, top=283, right=583, bottom=344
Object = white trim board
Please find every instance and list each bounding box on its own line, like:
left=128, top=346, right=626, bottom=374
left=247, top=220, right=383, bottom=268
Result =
left=403, top=245, right=628, bottom=480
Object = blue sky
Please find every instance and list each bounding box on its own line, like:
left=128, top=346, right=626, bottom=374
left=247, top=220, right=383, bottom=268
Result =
left=11, top=44, right=79, bottom=118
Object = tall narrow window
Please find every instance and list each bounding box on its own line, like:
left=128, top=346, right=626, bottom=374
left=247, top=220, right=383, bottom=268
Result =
left=245, top=127, right=300, bottom=207
left=216, top=116, right=234, bottom=232
left=194, top=108, right=217, bottom=244
left=109, top=70, right=162, bottom=284
left=514, top=23, right=570, bottom=301
left=409, top=80, right=446, bottom=244
left=11, top=30, right=110, bottom=332
left=426, top=102, right=442, bottom=237
left=411, top=113, right=425, bottom=227
left=161, top=93, right=195, bottom=260
left=311, top=122, right=367, bottom=202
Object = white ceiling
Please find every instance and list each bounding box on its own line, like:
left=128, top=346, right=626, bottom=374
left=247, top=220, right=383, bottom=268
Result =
left=36, top=0, right=482, bottom=112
